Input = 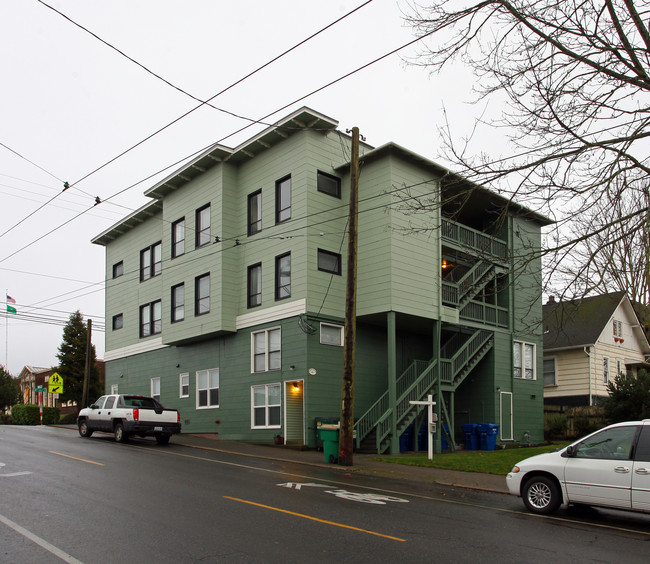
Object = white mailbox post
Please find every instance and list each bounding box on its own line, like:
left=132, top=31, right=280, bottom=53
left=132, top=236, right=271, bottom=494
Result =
left=409, top=394, right=437, bottom=460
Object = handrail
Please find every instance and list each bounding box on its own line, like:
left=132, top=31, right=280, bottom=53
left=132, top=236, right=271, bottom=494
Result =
left=441, top=218, right=507, bottom=260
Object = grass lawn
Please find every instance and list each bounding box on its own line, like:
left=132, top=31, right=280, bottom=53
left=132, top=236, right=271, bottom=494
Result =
left=372, top=443, right=568, bottom=475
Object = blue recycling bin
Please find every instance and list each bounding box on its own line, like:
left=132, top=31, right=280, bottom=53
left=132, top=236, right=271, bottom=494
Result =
left=463, top=423, right=479, bottom=450
left=400, top=424, right=414, bottom=452
left=418, top=423, right=449, bottom=450
left=479, top=423, right=499, bottom=451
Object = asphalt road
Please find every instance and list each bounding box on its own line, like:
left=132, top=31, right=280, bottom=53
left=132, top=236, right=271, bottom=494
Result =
left=2, top=425, right=650, bottom=563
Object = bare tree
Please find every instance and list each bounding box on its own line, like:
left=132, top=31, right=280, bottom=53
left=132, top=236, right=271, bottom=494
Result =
left=405, top=0, right=650, bottom=300
left=552, top=185, right=650, bottom=329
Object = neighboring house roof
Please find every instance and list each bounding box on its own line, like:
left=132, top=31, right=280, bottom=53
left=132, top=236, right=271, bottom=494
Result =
left=543, top=291, right=650, bottom=353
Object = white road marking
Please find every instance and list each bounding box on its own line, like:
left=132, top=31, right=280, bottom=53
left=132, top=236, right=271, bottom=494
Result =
left=0, top=513, right=84, bottom=564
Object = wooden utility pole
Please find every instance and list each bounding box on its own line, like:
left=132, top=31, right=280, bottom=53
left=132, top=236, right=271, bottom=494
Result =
left=339, top=127, right=360, bottom=466
left=81, top=318, right=92, bottom=409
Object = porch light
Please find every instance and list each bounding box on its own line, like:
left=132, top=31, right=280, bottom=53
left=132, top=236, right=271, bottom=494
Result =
left=292, top=381, right=300, bottom=391
left=442, top=259, right=449, bottom=269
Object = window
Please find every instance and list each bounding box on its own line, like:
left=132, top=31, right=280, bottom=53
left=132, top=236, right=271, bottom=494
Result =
left=112, top=313, right=123, bottom=331
left=514, top=341, right=535, bottom=380
left=275, top=175, right=291, bottom=223
left=140, top=300, right=162, bottom=338
left=603, top=357, right=610, bottom=384
left=317, top=171, right=341, bottom=198
left=317, top=249, right=341, bottom=275
left=172, top=218, right=185, bottom=258
left=574, top=425, right=638, bottom=460
left=179, top=373, right=189, bottom=398
left=112, top=261, right=124, bottom=278
left=196, top=204, right=211, bottom=247
left=320, top=323, right=343, bottom=346
left=248, top=263, right=262, bottom=308
left=151, top=377, right=161, bottom=402
left=543, top=358, right=556, bottom=387
left=275, top=253, right=291, bottom=300
left=251, top=328, right=281, bottom=372
left=251, top=384, right=281, bottom=428
left=170, top=283, right=184, bottom=322
left=140, top=242, right=162, bottom=281
left=248, top=190, right=262, bottom=235
left=196, top=368, right=219, bottom=408
left=616, top=359, right=623, bottom=377
left=110, top=384, right=118, bottom=394
left=195, top=274, right=210, bottom=316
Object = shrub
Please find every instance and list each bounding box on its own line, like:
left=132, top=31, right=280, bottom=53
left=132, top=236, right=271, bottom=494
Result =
left=59, top=412, right=78, bottom=424
left=11, top=404, right=60, bottom=425
left=545, top=413, right=568, bottom=440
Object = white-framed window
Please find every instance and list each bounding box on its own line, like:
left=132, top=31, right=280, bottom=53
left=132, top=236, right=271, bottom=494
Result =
left=320, top=323, right=343, bottom=346
left=151, top=377, right=160, bottom=402
left=110, top=384, right=118, bottom=394
left=514, top=341, right=535, bottom=380
left=140, top=242, right=162, bottom=281
left=140, top=300, right=162, bottom=337
left=543, top=357, right=556, bottom=387
left=613, top=319, right=623, bottom=337
left=616, top=359, right=623, bottom=377
left=179, top=373, right=189, bottom=398
left=251, top=328, right=281, bottom=372
left=251, top=383, right=281, bottom=429
left=197, top=368, right=219, bottom=408
left=603, top=357, right=610, bottom=384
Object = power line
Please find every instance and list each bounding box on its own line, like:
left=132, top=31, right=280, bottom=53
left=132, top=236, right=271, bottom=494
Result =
left=38, top=0, right=376, bottom=187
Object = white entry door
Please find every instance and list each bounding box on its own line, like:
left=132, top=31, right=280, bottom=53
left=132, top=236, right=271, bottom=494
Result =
left=499, top=392, right=513, bottom=441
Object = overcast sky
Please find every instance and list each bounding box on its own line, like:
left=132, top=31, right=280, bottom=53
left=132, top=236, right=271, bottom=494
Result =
left=0, top=0, right=486, bottom=376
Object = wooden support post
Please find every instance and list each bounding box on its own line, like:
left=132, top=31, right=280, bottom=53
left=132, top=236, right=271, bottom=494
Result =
left=339, top=127, right=360, bottom=467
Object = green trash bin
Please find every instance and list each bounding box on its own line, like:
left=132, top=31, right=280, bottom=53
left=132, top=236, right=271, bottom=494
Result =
left=318, top=424, right=340, bottom=463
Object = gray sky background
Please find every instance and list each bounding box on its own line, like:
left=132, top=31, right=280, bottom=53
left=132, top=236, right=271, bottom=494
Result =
left=1, top=0, right=488, bottom=376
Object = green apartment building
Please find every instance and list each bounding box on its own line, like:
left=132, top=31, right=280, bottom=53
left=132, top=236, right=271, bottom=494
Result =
left=92, top=107, right=551, bottom=453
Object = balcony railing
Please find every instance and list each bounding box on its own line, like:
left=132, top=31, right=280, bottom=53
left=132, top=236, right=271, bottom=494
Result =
left=441, top=218, right=507, bottom=261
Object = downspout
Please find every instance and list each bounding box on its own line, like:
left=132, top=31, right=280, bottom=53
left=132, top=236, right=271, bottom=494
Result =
left=584, top=346, right=592, bottom=406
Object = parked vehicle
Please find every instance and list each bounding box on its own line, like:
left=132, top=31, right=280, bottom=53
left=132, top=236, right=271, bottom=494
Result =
left=77, top=394, right=181, bottom=445
left=506, top=420, right=650, bottom=515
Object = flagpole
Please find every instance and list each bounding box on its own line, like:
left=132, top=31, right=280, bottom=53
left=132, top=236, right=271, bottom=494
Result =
left=5, top=288, right=8, bottom=371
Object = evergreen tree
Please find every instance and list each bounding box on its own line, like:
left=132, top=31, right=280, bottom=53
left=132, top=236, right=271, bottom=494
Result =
left=0, top=364, right=20, bottom=410
left=600, top=370, right=650, bottom=424
left=56, top=311, right=102, bottom=411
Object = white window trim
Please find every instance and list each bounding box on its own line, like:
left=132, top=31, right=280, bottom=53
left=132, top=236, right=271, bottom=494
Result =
left=603, top=357, right=610, bottom=384
left=196, top=368, right=219, bottom=409
left=514, top=341, right=536, bottom=380
left=251, top=327, right=281, bottom=373
left=543, top=356, right=557, bottom=387
left=110, top=384, right=118, bottom=394
left=151, top=377, right=161, bottom=400
left=320, top=322, right=344, bottom=346
left=251, top=383, right=282, bottom=429
left=179, top=373, right=189, bottom=398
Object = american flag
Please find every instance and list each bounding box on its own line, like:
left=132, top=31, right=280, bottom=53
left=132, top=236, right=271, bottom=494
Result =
left=6, top=295, right=16, bottom=304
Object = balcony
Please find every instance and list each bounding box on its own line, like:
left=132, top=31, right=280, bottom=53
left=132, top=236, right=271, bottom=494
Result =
left=441, top=218, right=507, bottom=261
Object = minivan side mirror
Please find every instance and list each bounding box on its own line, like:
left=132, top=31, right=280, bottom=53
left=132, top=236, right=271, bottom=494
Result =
left=563, top=444, right=577, bottom=458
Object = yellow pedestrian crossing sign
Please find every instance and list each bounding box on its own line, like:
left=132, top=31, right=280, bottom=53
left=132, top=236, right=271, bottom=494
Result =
left=48, top=372, right=64, bottom=394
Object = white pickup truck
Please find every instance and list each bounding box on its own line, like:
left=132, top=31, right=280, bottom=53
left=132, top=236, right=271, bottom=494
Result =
left=77, top=394, right=181, bottom=445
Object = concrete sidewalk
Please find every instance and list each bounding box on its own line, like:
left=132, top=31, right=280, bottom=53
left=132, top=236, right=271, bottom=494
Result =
left=173, top=433, right=510, bottom=494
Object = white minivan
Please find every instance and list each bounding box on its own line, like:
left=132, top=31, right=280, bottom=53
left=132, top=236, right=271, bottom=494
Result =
left=506, top=420, right=650, bottom=514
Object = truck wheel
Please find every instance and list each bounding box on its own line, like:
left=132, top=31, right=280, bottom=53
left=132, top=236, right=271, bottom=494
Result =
left=78, top=419, right=93, bottom=438
left=522, top=476, right=561, bottom=514
left=155, top=434, right=170, bottom=445
left=114, top=423, right=129, bottom=443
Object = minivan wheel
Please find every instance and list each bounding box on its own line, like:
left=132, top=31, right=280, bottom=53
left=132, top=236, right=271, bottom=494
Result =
left=522, top=476, right=561, bottom=514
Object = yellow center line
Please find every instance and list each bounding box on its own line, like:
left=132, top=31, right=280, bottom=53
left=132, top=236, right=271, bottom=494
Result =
left=49, top=451, right=104, bottom=466
left=224, top=496, right=406, bottom=542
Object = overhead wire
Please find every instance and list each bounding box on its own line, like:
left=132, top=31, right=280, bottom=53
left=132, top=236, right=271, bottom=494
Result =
left=0, top=22, right=436, bottom=265
left=36, top=0, right=376, bottom=187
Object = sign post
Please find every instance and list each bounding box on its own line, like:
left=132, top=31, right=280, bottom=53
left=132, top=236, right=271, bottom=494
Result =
left=34, top=386, right=46, bottom=425
left=409, top=394, right=437, bottom=460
